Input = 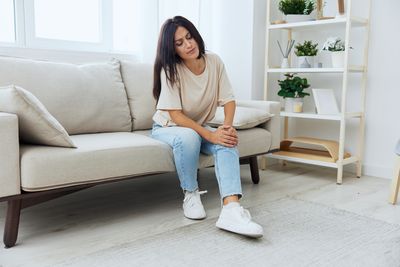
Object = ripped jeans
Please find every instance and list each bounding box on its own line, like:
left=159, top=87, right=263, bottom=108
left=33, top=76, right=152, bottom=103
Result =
left=151, top=124, right=242, bottom=199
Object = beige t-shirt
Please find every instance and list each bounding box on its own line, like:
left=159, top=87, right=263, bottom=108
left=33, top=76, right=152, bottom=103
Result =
left=153, top=52, right=235, bottom=127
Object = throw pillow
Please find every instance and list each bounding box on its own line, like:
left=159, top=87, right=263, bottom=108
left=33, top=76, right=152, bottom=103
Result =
left=0, top=85, right=77, bottom=148
left=207, top=106, right=273, bottom=129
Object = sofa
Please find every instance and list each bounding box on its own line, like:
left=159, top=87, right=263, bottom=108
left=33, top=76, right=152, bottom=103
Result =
left=0, top=55, right=280, bottom=248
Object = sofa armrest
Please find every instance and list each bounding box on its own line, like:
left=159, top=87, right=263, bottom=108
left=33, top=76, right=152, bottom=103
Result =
left=0, top=112, right=20, bottom=198
left=236, top=100, right=281, bottom=151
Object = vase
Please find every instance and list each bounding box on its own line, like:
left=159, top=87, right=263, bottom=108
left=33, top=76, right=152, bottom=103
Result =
left=284, top=97, right=304, bottom=113
left=297, top=56, right=314, bottom=68
left=331, top=51, right=345, bottom=68
left=281, top=58, right=289, bottom=68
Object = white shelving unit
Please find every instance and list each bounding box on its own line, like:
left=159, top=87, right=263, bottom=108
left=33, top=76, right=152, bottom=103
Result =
left=263, top=0, right=371, bottom=184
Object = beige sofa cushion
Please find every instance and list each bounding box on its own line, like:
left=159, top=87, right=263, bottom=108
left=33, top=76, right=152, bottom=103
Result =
left=20, top=128, right=271, bottom=191
left=20, top=132, right=175, bottom=191
left=0, top=85, right=76, bottom=148
left=120, top=61, right=156, bottom=130
left=134, top=128, right=272, bottom=168
left=207, top=106, right=273, bottom=129
left=0, top=56, right=132, bottom=134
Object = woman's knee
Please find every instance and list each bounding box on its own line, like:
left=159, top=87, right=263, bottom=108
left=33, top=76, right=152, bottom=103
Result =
left=173, top=127, right=202, bottom=149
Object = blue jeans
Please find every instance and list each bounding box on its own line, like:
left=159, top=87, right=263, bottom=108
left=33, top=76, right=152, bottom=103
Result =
left=151, top=124, right=242, bottom=199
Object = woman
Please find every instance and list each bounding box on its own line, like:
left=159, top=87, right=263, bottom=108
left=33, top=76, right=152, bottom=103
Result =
left=151, top=16, right=263, bottom=238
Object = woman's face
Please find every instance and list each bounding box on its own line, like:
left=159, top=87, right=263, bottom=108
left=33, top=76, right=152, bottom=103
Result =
left=174, top=26, right=199, bottom=61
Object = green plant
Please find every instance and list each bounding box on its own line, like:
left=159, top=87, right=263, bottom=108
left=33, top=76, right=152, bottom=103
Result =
left=279, top=0, right=315, bottom=15
left=295, top=40, right=318, bottom=56
left=322, top=37, right=347, bottom=51
left=278, top=73, right=310, bottom=98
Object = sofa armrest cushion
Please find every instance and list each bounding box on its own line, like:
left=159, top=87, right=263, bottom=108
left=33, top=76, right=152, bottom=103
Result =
left=207, top=106, right=273, bottom=129
left=0, top=85, right=76, bottom=148
left=236, top=100, right=281, bottom=150
left=0, top=112, right=20, bottom=198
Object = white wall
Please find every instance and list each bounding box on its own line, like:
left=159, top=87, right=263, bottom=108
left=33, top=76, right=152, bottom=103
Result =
left=202, top=0, right=255, bottom=100
left=361, top=0, right=400, bottom=178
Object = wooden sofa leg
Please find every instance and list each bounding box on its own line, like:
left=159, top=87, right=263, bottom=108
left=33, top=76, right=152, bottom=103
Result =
left=3, top=199, right=22, bottom=248
left=249, top=156, right=260, bottom=184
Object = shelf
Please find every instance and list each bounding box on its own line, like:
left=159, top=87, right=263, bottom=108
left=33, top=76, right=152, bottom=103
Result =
left=268, top=17, right=368, bottom=30
left=280, top=112, right=362, bottom=120
left=266, top=65, right=365, bottom=73
left=267, top=153, right=359, bottom=168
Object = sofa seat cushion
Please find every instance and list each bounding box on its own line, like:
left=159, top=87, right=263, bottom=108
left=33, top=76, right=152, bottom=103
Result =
left=0, top=57, right=132, bottom=134
left=20, top=132, right=175, bottom=191
left=134, top=127, right=272, bottom=168
left=20, top=127, right=271, bottom=191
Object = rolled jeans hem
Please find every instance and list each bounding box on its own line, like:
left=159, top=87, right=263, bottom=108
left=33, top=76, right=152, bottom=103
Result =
left=221, top=192, right=243, bottom=200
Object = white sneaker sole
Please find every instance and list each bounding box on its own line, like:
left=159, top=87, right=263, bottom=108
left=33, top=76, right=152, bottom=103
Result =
left=216, top=221, right=263, bottom=238
left=184, top=214, right=206, bottom=220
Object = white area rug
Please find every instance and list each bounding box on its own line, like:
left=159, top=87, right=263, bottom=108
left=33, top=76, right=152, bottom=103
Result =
left=55, top=198, right=400, bottom=267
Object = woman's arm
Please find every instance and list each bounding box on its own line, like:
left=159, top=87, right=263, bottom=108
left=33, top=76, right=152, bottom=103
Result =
left=222, top=101, right=238, bottom=143
left=223, top=101, right=236, bottom=127
left=167, top=110, right=238, bottom=147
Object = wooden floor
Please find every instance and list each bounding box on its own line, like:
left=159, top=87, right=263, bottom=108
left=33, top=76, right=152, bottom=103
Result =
left=0, top=163, right=399, bottom=266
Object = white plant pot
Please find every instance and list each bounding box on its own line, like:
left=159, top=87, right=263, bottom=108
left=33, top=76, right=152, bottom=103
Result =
left=284, top=97, right=304, bottom=113
left=331, top=51, right=345, bottom=68
left=297, top=56, right=314, bottom=68
left=285, top=14, right=313, bottom=23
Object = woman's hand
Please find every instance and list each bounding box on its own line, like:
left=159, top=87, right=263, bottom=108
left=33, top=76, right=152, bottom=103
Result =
left=208, top=125, right=238, bottom=147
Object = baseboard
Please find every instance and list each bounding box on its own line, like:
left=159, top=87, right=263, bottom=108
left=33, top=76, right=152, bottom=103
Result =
left=355, top=164, right=392, bottom=180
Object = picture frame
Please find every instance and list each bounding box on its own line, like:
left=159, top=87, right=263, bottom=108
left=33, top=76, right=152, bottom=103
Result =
left=312, top=89, right=340, bottom=115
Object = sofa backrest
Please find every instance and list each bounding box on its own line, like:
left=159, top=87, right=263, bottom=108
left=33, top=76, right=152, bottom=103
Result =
left=120, top=61, right=156, bottom=130
left=0, top=56, right=132, bottom=135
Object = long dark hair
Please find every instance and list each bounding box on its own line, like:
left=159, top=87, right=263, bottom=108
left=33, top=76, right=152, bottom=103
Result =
left=153, top=16, right=205, bottom=102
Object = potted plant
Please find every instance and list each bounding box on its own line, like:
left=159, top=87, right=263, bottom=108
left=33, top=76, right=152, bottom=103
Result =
left=279, top=0, right=316, bottom=23
left=278, top=73, right=310, bottom=112
left=322, top=37, right=350, bottom=68
left=295, top=40, right=318, bottom=68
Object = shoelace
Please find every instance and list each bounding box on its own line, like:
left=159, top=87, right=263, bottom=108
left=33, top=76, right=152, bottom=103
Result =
left=184, top=190, right=208, bottom=207
left=238, top=206, right=252, bottom=223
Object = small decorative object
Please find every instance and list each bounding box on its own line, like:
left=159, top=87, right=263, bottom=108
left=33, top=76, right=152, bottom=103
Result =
left=277, top=40, right=295, bottom=68
left=316, top=0, right=323, bottom=19
left=312, top=88, right=339, bottom=114
left=294, top=40, right=318, bottom=68
left=322, top=37, right=351, bottom=68
left=315, top=0, right=335, bottom=20
left=271, top=20, right=287, bottom=24
left=278, top=73, right=310, bottom=112
left=278, top=0, right=315, bottom=23
left=337, top=0, right=345, bottom=18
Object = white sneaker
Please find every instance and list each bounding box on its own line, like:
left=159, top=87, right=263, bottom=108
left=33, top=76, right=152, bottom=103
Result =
left=183, top=189, right=207, bottom=220
left=216, top=202, right=263, bottom=238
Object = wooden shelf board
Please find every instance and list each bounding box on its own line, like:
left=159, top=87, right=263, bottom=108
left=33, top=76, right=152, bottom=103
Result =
left=280, top=112, right=363, bottom=120
left=267, top=153, right=359, bottom=168
left=266, top=66, right=364, bottom=73
left=280, top=112, right=341, bottom=120
left=268, top=17, right=367, bottom=30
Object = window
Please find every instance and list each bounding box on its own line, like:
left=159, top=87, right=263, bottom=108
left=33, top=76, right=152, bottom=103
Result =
left=0, top=0, right=201, bottom=58
left=0, top=0, right=16, bottom=43
left=33, top=0, right=100, bottom=43
left=113, top=0, right=141, bottom=52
